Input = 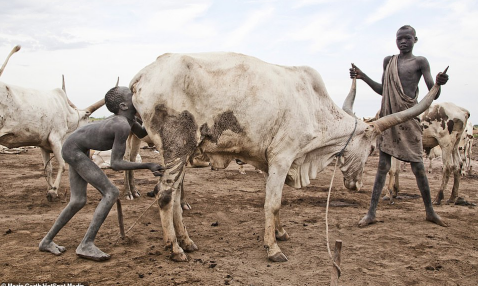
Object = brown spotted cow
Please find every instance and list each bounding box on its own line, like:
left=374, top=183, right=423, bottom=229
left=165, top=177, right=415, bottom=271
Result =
left=387, top=102, right=469, bottom=205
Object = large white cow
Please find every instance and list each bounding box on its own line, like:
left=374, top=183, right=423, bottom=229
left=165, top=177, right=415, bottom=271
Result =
left=386, top=102, right=469, bottom=205
left=129, top=52, right=444, bottom=262
left=0, top=46, right=105, bottom=201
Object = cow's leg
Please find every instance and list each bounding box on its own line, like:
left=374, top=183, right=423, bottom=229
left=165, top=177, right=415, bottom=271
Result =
left=179, top=175, right=191, bottom=210
left=466, top=142, right=472, bottom=175
left=172, top=170, right=196, bottom=251
left=40, top=148, right=54, bottom=189
left=263, top=161, right=291, bottom=262
left=434, top=145, right=453, bottom=205
left=448, top=148, right=461, bottom=204
left=385, top=157, right=400, bottom=204
left=124, top=134, right=142, bottom=200
left=274, top=210, right=289, bottom=241
left=46, top=136, right=65, bottom=201
left=156, top=160, right=195, bottom=262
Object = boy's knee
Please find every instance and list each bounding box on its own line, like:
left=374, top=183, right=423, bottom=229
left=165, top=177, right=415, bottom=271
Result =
left=69, top=197, right=87, bottom=210
left=105, top=187, right=120, bottom=201
left=411, top=162, right=426, bottom=176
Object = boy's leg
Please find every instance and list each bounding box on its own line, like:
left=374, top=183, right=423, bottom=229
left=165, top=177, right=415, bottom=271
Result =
left=73, top=157, right=119, bottom=261
left=39, top=160, right=88, bottom=255
left=410, top=162, right=447, bottom=227
left=359, top=151, right=391, bottom=227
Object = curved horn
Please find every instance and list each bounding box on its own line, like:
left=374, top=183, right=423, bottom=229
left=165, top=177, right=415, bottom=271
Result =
left=373, top=67, right=448, bottom=132
left=61, top=74, right=77, bottom=109
left=62, top=74, right=66, bottom=92
left=85, top=98, right=106, bottom=114
left=342, top=76, right=357, bottom=117
left=0, top=45, right=21, bottom=77
left=116, top=76, right=119, bottom=87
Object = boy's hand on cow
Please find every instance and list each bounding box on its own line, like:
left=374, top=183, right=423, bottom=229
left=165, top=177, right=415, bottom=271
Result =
left=150, top=164, right=165, bottom=177
left=349, top=63, right=363, bottom=79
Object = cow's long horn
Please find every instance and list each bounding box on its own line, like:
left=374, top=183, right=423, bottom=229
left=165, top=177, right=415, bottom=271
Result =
left=62, top=74, right=77, bottom=109
left=116, top=76, right=119, bottom=87
left=0, top=45, right=21, bottom=77
left=342, top=77, right=357, bottom=117
left=372, top=67, right=448, bottom=132
left=85, top=98, right=106, bottom=114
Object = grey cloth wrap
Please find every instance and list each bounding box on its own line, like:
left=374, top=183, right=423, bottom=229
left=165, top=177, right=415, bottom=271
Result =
left=377, top=55, right=423, bottom=163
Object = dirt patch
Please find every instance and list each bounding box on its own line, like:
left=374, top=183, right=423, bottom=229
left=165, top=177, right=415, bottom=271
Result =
left=1, top=145, right=478, bottom=285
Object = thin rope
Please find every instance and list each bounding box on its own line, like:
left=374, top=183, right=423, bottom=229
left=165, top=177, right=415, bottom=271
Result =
left=114, top=196, right=159, bottom=245
left=336, top=117, right=358, bottom=158
left=325, top=157, right=342, bottom=277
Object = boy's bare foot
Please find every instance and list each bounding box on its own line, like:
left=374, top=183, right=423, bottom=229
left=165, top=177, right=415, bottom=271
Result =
left=358, top=214, right=378, bottom=227
left=76, top=243, right=111, bottom=261
left=39, top=239, right=66, bottom=255
left=426, top=213, right=447, bottom=227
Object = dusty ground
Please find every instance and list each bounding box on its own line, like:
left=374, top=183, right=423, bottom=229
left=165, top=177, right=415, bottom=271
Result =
left=1, top=144, right=477, bottom=286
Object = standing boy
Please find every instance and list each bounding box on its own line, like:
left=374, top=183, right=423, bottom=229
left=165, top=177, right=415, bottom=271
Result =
left=39, top=86, right=164, bottom=261
left=350, top=25, right=449, bottom=227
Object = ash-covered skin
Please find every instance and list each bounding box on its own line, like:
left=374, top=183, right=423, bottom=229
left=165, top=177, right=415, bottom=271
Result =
left=39, top=86, right=164, bottom=261
left=350, top=25, right=448, bottom=227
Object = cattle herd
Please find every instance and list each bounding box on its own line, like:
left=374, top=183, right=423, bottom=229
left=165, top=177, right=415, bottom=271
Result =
left=0, top=46, right=475, bottom=267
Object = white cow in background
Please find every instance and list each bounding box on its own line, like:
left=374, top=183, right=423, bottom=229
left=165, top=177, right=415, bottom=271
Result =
left=0, top=45, right=105, bottom=201
left=130, top=52, right=444, bottom=262
left=91, top=149, right=142, bottom=169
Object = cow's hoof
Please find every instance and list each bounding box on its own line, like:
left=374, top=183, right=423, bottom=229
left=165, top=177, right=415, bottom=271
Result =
left=170, top=251, right=188, bottom=262
left=125, top=190, right=141, bottom=201
left=268, top=252, right=288, bottom=262
left=275, top=231, right=290, bottom=241
left=47, top=189, right=58, bottom=202
left=182, top=242, right=198, bottom=253
left=181, top=202, right=192, bottom=210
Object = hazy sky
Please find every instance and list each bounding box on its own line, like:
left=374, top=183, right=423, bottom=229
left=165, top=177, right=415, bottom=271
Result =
left=1, top=0, right=477, bottom=123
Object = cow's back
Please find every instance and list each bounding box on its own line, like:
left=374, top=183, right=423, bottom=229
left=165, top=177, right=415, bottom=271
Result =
left=0, top=82, right=71, bottom=148
left=421, top=102, right=470, bottom=149
left=131, top=53, right=345, bottom=164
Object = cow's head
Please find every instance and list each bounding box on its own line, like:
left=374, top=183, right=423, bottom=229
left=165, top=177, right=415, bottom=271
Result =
left=339, top=75, right=442, bottom=191
left=76, top=98, right=106, bottom=127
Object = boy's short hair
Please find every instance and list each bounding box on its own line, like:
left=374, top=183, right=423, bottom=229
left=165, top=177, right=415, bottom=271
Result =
left=398, top=25, right=416, bottom=36
left=105, top=87, right=125, bottom=114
